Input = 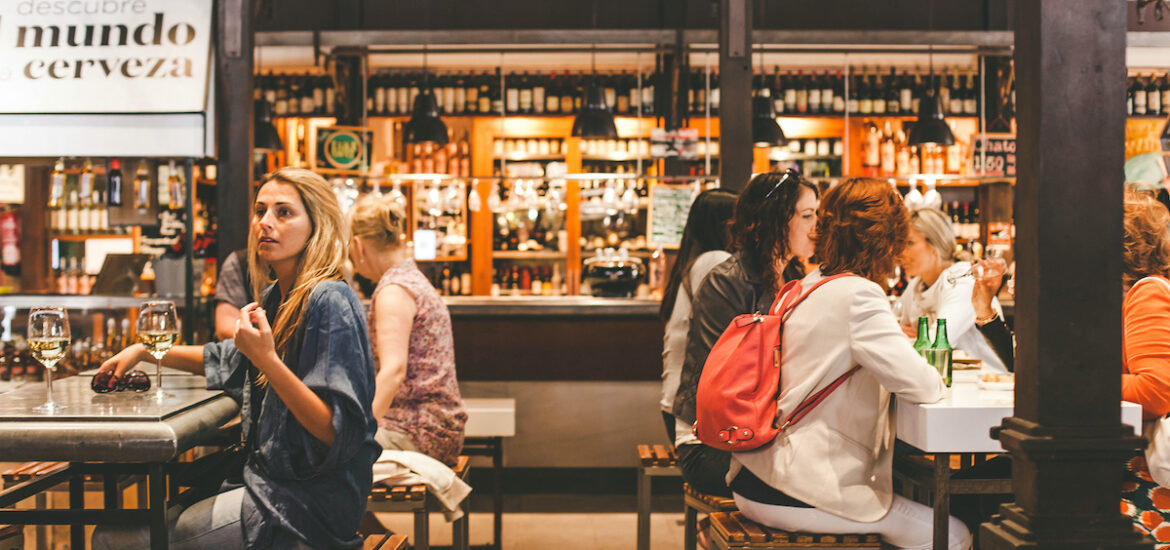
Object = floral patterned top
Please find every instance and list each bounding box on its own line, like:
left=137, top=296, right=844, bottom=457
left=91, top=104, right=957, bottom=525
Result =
left=369, top=259, right=467, bottom=466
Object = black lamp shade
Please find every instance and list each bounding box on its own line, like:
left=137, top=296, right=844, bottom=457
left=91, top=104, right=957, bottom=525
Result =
left=254, top=99, right=283, bottom=152
left=908, top=94, right=956, bottom=147
left=751, top=96, right=787, bottom=147
left=404, top=90, right=449, bottom=145
left=572, top=80, right=618, bottom=139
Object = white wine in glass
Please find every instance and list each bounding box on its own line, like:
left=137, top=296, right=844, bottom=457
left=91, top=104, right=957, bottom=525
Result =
left=137, top=301, right=178, bottom=400
left=28, top=307, right=70, bottom=413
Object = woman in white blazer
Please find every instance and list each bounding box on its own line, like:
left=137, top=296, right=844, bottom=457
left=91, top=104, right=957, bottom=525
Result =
left=728, top=178, right=971, bottom=550
left=897, top=208, right=1007, bottom=373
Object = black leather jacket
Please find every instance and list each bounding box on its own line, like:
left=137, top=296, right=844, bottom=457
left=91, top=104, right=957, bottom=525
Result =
left=672, top=252, right=781, bottom=424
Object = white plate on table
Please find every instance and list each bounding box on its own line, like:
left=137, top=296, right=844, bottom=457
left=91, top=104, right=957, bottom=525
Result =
left=977, top=374, right=1015, bottom=391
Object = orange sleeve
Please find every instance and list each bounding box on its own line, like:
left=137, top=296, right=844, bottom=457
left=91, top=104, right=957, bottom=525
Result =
left=1122, top=278, right=1170, bottom=420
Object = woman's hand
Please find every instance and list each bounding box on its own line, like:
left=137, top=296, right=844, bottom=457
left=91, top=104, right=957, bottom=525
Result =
left=98, top=343, right=149, bottom=380
left=971, top=260, right=1001, bottom=320
left=901, top=322, right=918, bottom=338
left=235, top=303, right=277, bottom=368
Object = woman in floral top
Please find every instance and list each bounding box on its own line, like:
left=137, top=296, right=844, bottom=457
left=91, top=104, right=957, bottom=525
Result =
left=348, top=194, right=467, bottom=466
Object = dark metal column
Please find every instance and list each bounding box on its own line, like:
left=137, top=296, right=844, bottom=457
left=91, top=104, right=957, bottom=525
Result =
left=718, top=0, right=752, bottom=192
left=215, top=0, right=255, bottom=265
left=980, top=1, right=1149, bottom=548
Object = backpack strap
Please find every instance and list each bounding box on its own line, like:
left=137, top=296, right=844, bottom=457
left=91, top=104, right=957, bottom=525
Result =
left=778, top=365, right=861, bottom=431
left=771, top=272, right=859, bottom=431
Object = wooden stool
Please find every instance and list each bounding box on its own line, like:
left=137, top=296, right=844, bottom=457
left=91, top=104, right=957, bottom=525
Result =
left=2, top=461, right=144, bottom=549
left=363, top=532, right=408, bottom=550
left=636, top=444, right=682, bottom=550
left=684, top=482, right=738, bottom=550
left=708, top=511, right=882, bottom=550
left=367, top=455, right=471, bottom=550
left=0, top=524, right=24, bottom=550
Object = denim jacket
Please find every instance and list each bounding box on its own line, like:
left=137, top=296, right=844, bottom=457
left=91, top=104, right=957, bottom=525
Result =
left=205, top=280, right=380, bottom=549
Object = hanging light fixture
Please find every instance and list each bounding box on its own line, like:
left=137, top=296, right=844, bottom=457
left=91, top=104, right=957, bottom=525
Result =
left=254, top=99, right=283, bottom=151
left=908, top=0, right=955, bottom=147
left=572, top=45, right=618, bottom=139
left=404, top=45, right=449, bottom=145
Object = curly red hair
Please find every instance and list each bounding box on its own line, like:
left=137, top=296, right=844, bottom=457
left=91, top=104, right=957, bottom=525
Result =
left=815, top=178, right=910, bottom=288
left=1123, top=190, right=1170, bottom=287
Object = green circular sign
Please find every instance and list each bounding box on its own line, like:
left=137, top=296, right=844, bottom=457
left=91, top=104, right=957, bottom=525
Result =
left=323, top=131, right=364, bottom=169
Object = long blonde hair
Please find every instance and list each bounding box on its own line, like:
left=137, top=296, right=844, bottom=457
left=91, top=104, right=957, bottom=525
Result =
left=909, top=208, right=958, bottom=263
left=248, top=168, right=347, bottom=359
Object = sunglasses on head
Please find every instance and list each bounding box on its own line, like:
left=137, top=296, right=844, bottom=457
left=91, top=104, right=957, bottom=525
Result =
left=763, top=168, right=800, bottom=200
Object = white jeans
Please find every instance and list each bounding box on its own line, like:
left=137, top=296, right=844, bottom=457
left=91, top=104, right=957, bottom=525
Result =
left=733, top=492, right=972, bottom=550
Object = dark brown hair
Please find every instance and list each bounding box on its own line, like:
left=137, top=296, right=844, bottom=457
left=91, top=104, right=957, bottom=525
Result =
left=659, top=189, right=737, bottom=321
left=815, top=178, right=910, bottom=288
left=729, top=171, right=819, bottom=291
left=1123, top=190, right=1170, bottom=287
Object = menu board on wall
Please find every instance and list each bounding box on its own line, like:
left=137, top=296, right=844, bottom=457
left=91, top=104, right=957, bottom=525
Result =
left=0, top=0, right=213, bottom=113
left=972, top=134, right=1017, bottom=177
left=648, top=183, right=695, bottom=249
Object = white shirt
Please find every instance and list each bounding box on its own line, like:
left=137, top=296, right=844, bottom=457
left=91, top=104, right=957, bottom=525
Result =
left=661, top=250, right=731, bottom=447
left=730, top=270, right=944, bottom=522
left=898, top=262, right=1008, bottom=373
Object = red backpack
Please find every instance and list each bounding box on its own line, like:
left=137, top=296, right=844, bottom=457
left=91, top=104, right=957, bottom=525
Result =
left=694, top=274, right=859, bottom=452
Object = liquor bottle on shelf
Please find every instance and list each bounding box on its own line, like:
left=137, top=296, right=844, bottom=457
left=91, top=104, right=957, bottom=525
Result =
left=48, top=158, right=65, bottom=233
left=886, top=68, right=901, bottom=114
left=862, top=120, right=881, bottom=177
left=1149, top=74, right=1163, bottom=116
left=134, top=160, right=151, bottom=212
left=167, top=160, right=185, bottom=210
left=871, top=71, right=886, bottom=115
left=1160, top=74, right=1170, bottom=117
left=107, top=158, right=124, bottom=207
left=879, top=121, right=897, bottom=176
left=963, top=71, right=979, bottom=115
left=1133, top=75, right=1148, bottom=116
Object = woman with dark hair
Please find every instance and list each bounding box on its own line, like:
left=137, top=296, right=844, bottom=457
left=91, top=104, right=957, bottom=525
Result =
left=671, top=169, right=818, bottom=498
left=659, top=188, right=737, bottom=442
left=728, top=178, right=967, bottom=549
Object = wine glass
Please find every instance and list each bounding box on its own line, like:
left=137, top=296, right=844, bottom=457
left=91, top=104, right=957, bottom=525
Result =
left=28, top=307, right=70, bottom=414
left=137, top=301, right=178, bottom=400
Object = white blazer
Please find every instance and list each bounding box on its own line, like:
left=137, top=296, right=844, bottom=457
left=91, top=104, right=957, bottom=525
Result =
left=729, top=270, right=944, bottom=522
left=898, top=262, right=1008, bottom=373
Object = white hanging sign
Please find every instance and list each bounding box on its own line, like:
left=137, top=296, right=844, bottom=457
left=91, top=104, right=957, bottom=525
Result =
left=0, top=0, right=212, bottom=113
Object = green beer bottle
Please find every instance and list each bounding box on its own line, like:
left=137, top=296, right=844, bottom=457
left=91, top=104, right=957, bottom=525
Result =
left=930, top=318, right=953, bottom=387
left=912, top=316, right=931, bottom=356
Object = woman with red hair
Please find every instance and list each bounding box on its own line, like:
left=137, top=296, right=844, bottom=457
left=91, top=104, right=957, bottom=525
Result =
left=728, top=178, right=969, bottom=549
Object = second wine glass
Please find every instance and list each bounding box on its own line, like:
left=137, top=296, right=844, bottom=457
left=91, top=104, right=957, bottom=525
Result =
left=28, top=307, right=70, bottom=414
left=137, top=300, right=178, bottom=400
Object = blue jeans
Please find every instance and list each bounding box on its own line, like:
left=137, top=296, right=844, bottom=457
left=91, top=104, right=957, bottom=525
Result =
left=91, top=487, right=270, bottom=550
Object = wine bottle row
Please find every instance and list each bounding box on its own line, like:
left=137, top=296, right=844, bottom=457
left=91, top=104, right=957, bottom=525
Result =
left=1127, top=73, right=1170, bottom=117
left=492, top=264, right=565, bottom=297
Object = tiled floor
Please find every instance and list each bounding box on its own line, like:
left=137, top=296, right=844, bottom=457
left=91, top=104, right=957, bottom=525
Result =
left=373, top=510, right=687, bottom=550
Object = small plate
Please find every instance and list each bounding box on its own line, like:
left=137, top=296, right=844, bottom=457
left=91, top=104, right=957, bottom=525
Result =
left=977, top=376, right=1015, bottom=391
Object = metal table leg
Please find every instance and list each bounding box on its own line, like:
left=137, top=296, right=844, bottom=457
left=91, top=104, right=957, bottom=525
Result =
left=69, top=468, right=83, bottom=550
left=636, top=464, right=650, bottom=550
left=933, top=453, right=950, bottom=550
left=149, top=463, right=168, bottom=550
left=492, top=436, right=503, bottom=550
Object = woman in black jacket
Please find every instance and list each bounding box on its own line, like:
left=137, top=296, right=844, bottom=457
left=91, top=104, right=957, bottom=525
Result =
left=670, top=169, right=819, bottom=497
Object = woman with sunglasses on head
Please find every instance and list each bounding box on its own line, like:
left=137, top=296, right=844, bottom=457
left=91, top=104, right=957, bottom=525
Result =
left=93, top=167, right=380, bottom=550
left=670, top=169, right=818, bottom=498
left=730, top=178, right=967, bottom=549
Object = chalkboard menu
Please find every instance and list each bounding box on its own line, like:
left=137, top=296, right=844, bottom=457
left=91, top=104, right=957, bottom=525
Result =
left=648, top=184, right=696, bottom=249
left=972, top=134, right=1017, bottom=177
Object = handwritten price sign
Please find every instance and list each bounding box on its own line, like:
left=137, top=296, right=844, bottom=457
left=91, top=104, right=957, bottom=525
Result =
left=972, top=134, right=1016, bottom=177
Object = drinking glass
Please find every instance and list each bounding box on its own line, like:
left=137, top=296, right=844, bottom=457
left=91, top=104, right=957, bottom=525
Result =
left=947, top=249, right=1008, bottom=284
left=28, top=307, right=70, bottom=413
left=137, top=301, right=179, bottom=400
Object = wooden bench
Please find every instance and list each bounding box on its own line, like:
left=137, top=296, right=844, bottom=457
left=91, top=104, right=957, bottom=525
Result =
left=0, top=524, right=24, bottom=550
left=2, top=461, right=145, bottom=549
left=636, top=443, right=682, bottom=550
left=362, top=532, right=408, bottom=550
left=367, top=455, right=471, bottom=550
left=708, top=511, right=882, bottom=550
left=684, top=482, right=738, bottom=550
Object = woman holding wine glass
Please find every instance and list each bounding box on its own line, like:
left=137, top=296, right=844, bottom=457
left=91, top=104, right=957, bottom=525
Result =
left=92, top=167, right=380, bottom=550
left=896, top=208, right=1008, bottom=373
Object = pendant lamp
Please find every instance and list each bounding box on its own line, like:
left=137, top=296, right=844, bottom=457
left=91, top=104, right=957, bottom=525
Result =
left=750, top=51, right=786, bottom=147
left=404, top=90, right=449, bottom=145
left=572, top=46, right=618, bottom=139
left=908, top=2, right=955, bottom=147
left=254, top=98, right=283, bottom=151
left=404, top=46, right=449, bottom=145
